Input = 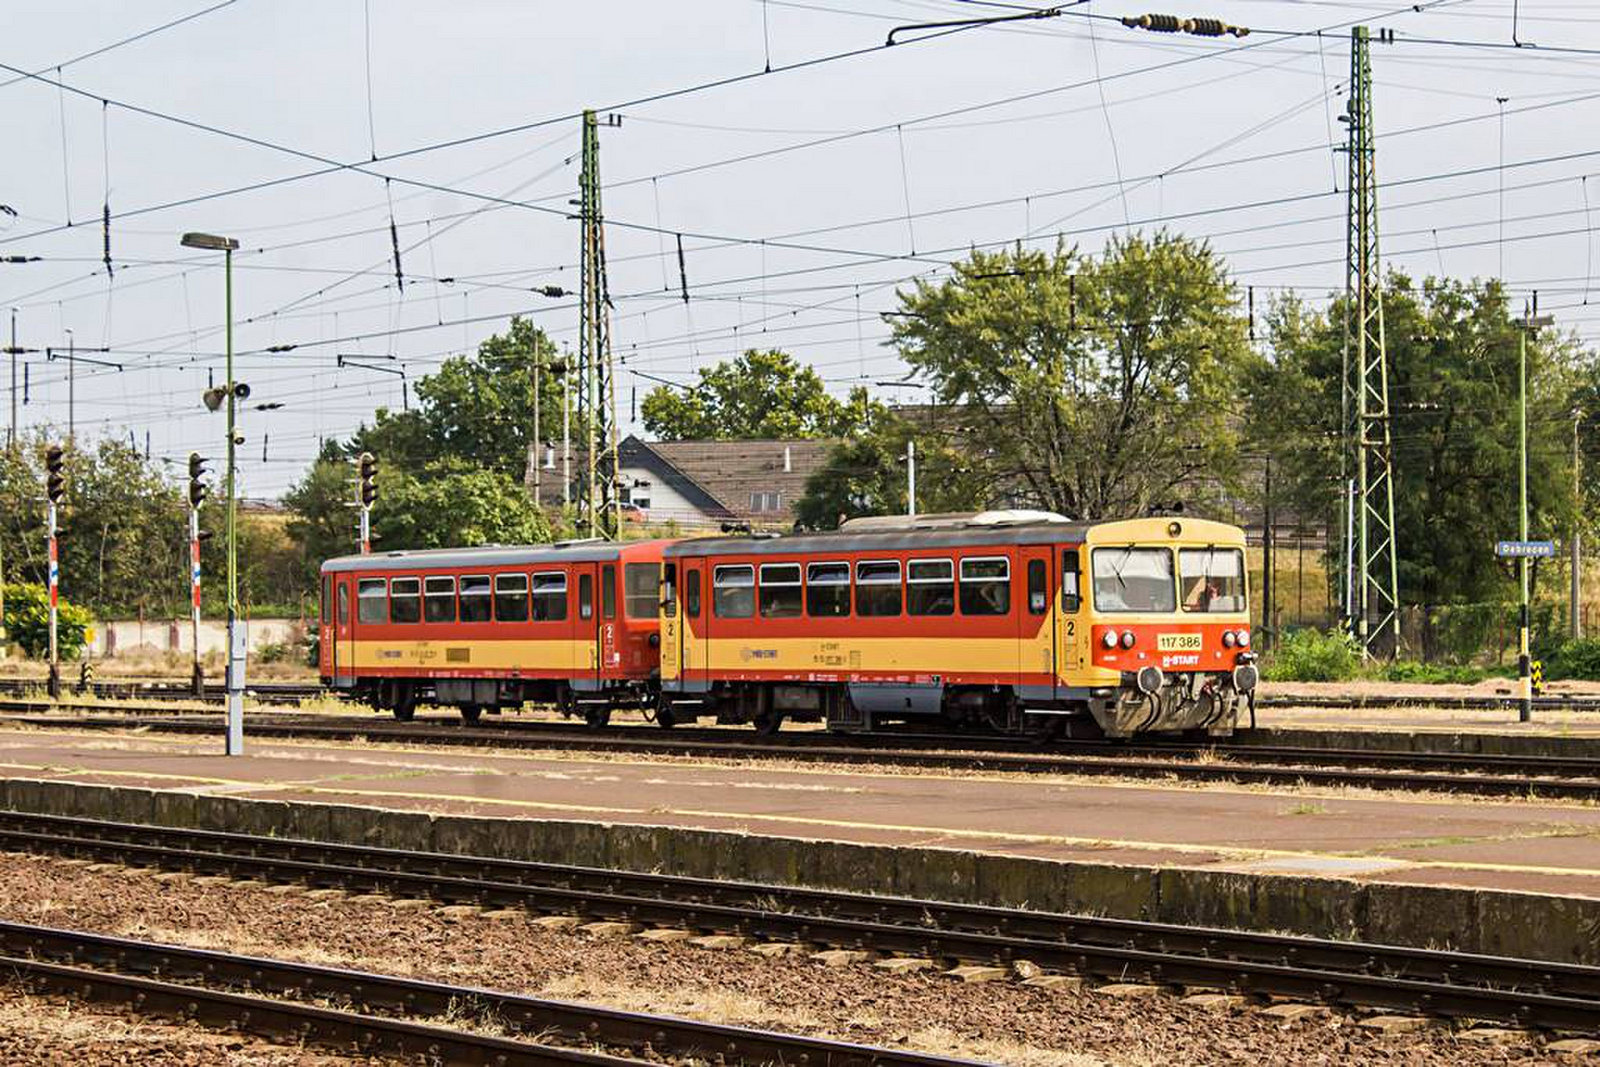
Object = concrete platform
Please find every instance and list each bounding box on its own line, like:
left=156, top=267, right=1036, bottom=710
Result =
left=1, top=724, right=1599, bottom=964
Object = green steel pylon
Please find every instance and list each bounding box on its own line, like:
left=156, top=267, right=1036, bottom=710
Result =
left=578, top=110, right=620, bottom=539
left=1341, top=26, right=1401, bottom=659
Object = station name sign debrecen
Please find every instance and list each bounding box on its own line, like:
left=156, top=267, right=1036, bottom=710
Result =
left=1495, top=540, right=1557, bottom=559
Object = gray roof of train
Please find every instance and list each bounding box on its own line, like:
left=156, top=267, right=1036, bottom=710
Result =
left=662, top=521, right=1097, bottom=559
left=321, top=542, right=624, bottom=573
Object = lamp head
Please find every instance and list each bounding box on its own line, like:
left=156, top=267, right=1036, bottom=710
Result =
left=180, top=232, right=240, bottom=252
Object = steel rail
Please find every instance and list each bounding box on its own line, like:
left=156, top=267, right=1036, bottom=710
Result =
left=11, top=710, right=1600, bottom=800
left=0, top=920, right=973, bottom=1066
left=2, top=811, right=1598, bottom=1031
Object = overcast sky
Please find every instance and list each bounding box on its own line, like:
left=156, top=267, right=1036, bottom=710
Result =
left=5, top=0, right=1600, bottom=496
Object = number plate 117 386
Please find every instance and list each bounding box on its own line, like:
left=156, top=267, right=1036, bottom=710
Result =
left=1157, top=633, right=1202, bottom=652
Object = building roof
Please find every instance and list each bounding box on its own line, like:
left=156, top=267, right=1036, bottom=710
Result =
left=619, top=436, right=834, bottom=524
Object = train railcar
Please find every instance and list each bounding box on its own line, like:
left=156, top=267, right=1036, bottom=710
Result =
left=657, top=511, right=1256, bottom=738
left=319, top=539, right=670, bottom=724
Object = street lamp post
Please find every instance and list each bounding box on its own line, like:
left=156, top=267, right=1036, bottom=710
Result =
left=181, top=231, right=244, bottom=755
left=1516, top=311, right=1554, bottom=723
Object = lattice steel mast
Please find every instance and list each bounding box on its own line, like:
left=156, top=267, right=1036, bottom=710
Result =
left=578, top=110, right=620, bottom=539
left=1341, top=26, right=1401, bottom=658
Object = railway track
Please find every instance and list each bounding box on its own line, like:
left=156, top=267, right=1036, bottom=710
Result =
left=0, top=918, right=965, bottom=1065
left=2, top=810, right=1598, bottom=1034
left=8, top=673, right=1600, bottom=713
left=10, top=706, right=1600, bottom=800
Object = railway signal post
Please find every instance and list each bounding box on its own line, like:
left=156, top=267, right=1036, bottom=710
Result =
left=188, top=453, right=211, bottom=698
left=45, top=443, right=64, bottom=699
left=357, top=452, right=377, bottom=553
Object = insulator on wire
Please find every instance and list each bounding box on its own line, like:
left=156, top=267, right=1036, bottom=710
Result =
left=1122, top=13, right=1181, bottom=32
left=389, top=216, right=404, bottom=292
left=102, top=202, right=112, bottom=276
left=1122, top=13, right=1247, bottom=38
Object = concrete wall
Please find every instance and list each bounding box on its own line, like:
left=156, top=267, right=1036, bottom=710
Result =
left=91, top=617, right=305, bottom=658
left=2, top=776, right=1596, bottom=967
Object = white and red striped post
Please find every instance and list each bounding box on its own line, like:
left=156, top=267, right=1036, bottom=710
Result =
left=46, top=500, right=59, bottom=699
left=190, top=506, right=203, bottom=696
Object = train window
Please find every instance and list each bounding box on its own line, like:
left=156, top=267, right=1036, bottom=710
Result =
left=532, top=572, right=568, bottom=621
left=805, top=561, right=850, bottom=618
left=578, top=573, right=594, bottom=620
left=713, top=564, right=755, bottom=618
left=1092, top=548, right=1175, bottom=613
left=960, top=557, right=1010, bottom=616
left=758, top=563, right=803, bottom=618
left=337, top=583, right=349, bottom=626
left=624, top=563, right=660, bottom=619
left=662, top=563, right=678, bottom=617
left=1027, top=560, right=1048, bottom=615
left=907, top=559, right=954, bottom=616
left=1061, top=551, right=1081, bottom=612
left=602, top=564, right=617, bottom=620
left=357, top=578, right=388, bottom=624
left=494, top=573, right=530, bottom=622
left=685, top=569, right=702, bottom=617
left=460, top=575, right=492, bottom=622
left=424, top=576, right=457, bottom=622
left=1179, top=548, right=1247, bottom=613
left=390, top=577, right=422, bottom=623
left=321, top=576, right=331, bottom=623
left=855, top=560, right=902, bottom=617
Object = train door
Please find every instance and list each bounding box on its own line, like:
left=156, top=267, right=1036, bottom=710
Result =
left=334, top=575, right=355, bottom=684
left=1057, top=544, right=1086, bottom=678
left=599, top=562, right=620, bottom=676
left=1020, top=546, right=1055, bottom=696
left=574, top=564, right=599, bottom=682
left=682, top=559, right=706, bottom=682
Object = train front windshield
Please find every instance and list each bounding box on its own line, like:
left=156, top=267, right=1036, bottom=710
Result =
left=1091, top=548, right=1175, bottom=613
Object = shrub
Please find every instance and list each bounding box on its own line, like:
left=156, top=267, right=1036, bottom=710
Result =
left=1544, top=638, right=1600, bottom=681
left=2, top=583, right=93, bottom=660
left=1378, top=659, right=1487, bottom=685
left=1263, top=627, right=1361, bottom=682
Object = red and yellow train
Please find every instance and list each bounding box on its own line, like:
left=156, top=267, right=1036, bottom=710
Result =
left=319, top=512, right=1256, bottom=738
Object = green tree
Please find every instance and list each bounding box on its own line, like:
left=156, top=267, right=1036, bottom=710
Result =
left=370, top=460, right=553, bottom=550
left=3, top=583, right=92, bottom=659
left=641, top=349, right=880, bottom=440
left=793, top=409, right=984, bottom=530
left=1252, top=275, right=1581, bottom=608
left=0, top=434, right=189, bottom=618
left=888, top=234, right=1254, bottom=519
left=353, top=317, right=573, bottom=479
left=283, top=438, right=358, bottom=583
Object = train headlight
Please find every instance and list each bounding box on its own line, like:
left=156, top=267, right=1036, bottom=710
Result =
left=1237, top=630, right=1251, bottom=648
left=1222, top=630, right=1237, bottom=648
left=1119, top=630, right=1136, bottom=649
left=1102, top=631, right=1119, bottom=649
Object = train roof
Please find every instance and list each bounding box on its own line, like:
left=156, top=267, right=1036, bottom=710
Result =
left=320, top=538, right=670, bottom=574
left=662, top=514, right=1244, bottom=559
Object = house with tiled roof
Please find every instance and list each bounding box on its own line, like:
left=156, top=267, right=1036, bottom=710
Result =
left=613, top=435, right=833, bottom=529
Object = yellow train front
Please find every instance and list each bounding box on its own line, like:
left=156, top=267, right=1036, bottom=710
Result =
left=658, top=512, right=1255, bottom=739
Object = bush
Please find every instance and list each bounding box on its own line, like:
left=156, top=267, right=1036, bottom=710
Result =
left=1544, top=638, right=1600, bottom=681
left=1263, top=627, right=1361, bottom=682
left=1378, top=659, right=1487, bottom=685
left=2, top=583, right=93, bottom=660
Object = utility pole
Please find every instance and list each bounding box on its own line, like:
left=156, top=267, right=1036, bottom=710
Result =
left=1263, top=453, right=1274, bottom=654
left=65, top=329, right=74, bottom=447
left=1340, top=25, right=1402, bottom=660
left=578, top=110, right=620, bottom=539
left=907, top=439, right=917, bottom=517
left=44, top=444, right=65, bottom=699
left=6, top=307, right=27, bottom=448
left=532, top=347, right=542, bottom=507
left=1516, top=311, right=1554, bottom=722
left=1574, top=410, right=1583, bottom=640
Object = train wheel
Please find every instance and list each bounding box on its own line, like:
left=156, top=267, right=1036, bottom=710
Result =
left=584, top=706, right=611, bottom=729
left=459, top=704, right=483, bottom=725
left=753, top=710, right=784, bottom=737
left=390, top=684, right=416, bottom=722
left=655, top=705, right=677, bottom=729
